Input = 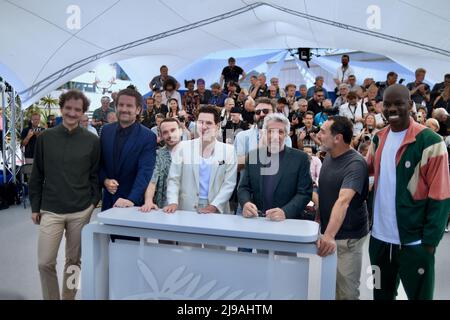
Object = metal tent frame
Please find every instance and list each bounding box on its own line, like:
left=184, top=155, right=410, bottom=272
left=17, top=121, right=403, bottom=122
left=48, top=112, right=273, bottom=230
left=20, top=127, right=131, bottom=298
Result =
left=1, top=79, right=23, bottom=185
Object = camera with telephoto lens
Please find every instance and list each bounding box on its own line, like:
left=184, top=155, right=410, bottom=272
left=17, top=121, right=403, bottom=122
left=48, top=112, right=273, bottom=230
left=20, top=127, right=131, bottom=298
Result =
left=306, top=127, right=319, bottom=136
left=291, top=110, right=302, bottom=120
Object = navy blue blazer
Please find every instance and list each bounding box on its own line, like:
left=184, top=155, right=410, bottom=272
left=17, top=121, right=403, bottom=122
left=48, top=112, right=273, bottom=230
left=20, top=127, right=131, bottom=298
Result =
left=99, top=122, right=156, bottom=210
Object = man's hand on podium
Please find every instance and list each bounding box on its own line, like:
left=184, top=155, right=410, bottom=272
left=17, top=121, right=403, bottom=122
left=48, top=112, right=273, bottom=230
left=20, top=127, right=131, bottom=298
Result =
left=139, top=201, right=159, bottom=212
left=265, top=208, right=286, bottom=221
left=198, top=205, right=218, bottom=214
left=243, top=202, right=258, bottom=218
left=316, top=233, right=337, bottom=257
left=163, top=203, right=178, bottom=213
left=113, top=198, right=134, bottom=208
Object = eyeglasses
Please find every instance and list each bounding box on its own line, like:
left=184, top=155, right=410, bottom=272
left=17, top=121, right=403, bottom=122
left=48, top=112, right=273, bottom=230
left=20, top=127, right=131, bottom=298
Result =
left=255, top=109, right=270, bottom=115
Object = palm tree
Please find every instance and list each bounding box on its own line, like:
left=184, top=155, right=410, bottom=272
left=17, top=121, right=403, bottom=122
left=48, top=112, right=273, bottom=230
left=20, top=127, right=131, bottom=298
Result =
left=39, top=95, right=59, bottom=120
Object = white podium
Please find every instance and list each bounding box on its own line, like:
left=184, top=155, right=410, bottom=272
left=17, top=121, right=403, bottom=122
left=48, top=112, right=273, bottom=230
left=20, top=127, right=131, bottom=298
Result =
left=81, top=207, right=336, bottom=300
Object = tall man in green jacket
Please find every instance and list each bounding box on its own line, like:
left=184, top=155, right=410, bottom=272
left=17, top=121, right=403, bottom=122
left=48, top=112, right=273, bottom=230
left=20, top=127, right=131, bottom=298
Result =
left=367, top=84, right=450, bottom=300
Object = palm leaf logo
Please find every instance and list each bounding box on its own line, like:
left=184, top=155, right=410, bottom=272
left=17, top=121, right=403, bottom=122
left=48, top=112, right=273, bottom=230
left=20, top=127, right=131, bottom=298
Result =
left=121, top=259, right=272, bottom=300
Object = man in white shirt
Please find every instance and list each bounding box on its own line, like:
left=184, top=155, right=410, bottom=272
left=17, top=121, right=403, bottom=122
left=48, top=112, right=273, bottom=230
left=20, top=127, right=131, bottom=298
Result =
left=339, top=91, right=368, bottom=136
left=164, top=106, right=237, bottom=214
left=334, top=54, right=355, bottom=88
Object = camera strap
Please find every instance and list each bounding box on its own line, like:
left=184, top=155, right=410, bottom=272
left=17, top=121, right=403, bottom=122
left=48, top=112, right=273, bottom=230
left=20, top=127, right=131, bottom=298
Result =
left=341, top=67, right=346, bottom=83
left=349, top=104, right=357, bottom=121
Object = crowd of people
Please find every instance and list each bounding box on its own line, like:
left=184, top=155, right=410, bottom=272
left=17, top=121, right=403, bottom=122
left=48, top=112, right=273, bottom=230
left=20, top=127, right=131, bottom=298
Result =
left=23, top=55, right=450, bottom=301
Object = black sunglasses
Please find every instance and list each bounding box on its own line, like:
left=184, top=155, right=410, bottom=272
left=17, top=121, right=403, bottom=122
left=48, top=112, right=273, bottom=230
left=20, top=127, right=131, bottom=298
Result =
left=255, top=109, right=270, bottom=115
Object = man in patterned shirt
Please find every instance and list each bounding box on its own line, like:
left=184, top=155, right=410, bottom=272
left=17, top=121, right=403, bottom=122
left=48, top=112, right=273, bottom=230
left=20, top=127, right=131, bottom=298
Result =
left=140, top=118, right=183, bottom=211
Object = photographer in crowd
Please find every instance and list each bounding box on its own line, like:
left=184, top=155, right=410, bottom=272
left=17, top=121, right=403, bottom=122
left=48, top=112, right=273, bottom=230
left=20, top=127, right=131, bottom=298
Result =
left=297, top=111, right=321, bottom=150
left=352, top=113, right=379, bottom=150
left=407, top=68, right=430, bottom=107
left=21, top=112, right=45, bottom=164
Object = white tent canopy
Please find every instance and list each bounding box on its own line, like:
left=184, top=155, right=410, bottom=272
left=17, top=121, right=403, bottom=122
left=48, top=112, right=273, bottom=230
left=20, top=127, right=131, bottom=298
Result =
left=1, top=0, right=449, bottom=108
left=171, top=50, right=419, bottom=94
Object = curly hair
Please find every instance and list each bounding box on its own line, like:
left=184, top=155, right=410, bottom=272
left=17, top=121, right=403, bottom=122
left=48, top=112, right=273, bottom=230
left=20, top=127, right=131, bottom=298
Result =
left=59, top=90, right=90, bottom=113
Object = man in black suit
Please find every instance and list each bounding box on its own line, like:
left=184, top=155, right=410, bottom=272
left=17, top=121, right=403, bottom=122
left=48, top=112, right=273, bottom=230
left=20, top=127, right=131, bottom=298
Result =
left=238, top=113, right=312, bottom=220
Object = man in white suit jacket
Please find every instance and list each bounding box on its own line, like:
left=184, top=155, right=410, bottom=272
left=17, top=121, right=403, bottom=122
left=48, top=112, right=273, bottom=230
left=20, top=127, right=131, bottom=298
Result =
left=164, top=106, right=237, bottom=214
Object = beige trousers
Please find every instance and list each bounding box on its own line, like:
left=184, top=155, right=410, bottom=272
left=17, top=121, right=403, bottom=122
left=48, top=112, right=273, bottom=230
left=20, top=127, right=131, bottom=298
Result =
left=335, top=235, right=367, bottom=300
left=37, top=205, right=94, bottom=300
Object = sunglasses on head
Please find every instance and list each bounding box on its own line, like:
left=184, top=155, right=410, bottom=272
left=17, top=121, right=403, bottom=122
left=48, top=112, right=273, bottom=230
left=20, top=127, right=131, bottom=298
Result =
left=255, top=109, right=270, bottom=115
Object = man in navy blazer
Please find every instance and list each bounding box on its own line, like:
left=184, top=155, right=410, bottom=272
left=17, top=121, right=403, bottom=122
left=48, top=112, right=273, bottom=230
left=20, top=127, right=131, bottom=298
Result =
left=99, top=88, right=156, bottom=211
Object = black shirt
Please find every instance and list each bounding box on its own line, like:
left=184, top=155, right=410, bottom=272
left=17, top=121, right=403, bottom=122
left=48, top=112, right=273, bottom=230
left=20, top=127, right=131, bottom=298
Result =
left=222, top=120, right=249, bottom=143
left=141, top=110, right=157, bottom=129
left=253, top=84, right=268, bottom=99
left=141, top=104, right=168, bottom=129
left=434, top=96, right=450, bottom=112
left=407, top=82, right=430, bottom=105
left=235, top=99, right=245, bottom=109
left=241, top=108, right=255, bottom=125
left=289, top=111, right=304, bottom=149
left=438, top=120, right=448, bottom=137
left=195, top=89, right=212, bottom=105
left=155, top=104, right=168, bottom=115
left=431, top=82, right=446, bottom=103
left=21, top=127, right=45, bottom=158
left=113, top=122, right=137, bottom=175
left=318, top=149, right=369, bottom=240
left=308, top=99, right=323, bottom=115
left=221, top=66, right=244, bottom=87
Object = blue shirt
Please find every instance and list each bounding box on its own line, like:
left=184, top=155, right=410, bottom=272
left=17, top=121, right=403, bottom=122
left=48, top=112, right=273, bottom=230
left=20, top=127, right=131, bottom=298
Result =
left=208, top=93, right=227, bottom=107
left=199, top=156, right=213, bottom=199
left=314, top=112, right=328, bottom=127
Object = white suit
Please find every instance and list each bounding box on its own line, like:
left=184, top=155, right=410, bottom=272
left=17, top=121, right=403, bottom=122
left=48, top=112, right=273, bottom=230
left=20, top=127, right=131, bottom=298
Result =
left=166, top=139, right=237, bottom=213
